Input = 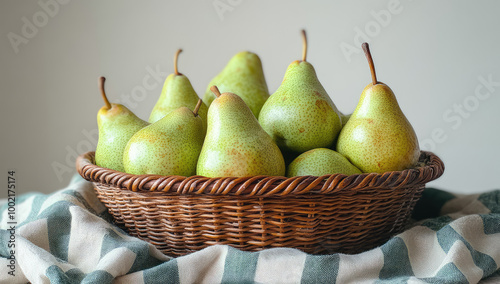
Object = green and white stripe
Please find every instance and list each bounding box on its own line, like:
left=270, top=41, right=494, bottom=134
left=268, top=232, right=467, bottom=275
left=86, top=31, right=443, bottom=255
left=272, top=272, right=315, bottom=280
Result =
left=0, top=176, right=499, bottom=283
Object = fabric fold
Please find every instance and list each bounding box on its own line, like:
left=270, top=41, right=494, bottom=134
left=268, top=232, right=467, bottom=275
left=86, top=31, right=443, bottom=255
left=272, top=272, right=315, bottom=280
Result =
left=0, top=174, right=498, bottom=283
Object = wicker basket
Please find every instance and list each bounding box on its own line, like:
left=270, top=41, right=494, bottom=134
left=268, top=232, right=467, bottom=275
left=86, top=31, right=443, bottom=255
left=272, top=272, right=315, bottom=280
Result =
left=76, top=151, right=444, bottom=257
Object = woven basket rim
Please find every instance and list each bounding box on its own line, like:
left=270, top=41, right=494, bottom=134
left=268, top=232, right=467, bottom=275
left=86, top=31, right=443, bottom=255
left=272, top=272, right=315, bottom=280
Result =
left=76, top=151, right=444, bottom=196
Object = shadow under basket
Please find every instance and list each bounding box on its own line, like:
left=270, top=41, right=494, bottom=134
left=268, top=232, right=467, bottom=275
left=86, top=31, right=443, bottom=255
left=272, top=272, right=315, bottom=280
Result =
left=76, top=151, right=444, bottom=257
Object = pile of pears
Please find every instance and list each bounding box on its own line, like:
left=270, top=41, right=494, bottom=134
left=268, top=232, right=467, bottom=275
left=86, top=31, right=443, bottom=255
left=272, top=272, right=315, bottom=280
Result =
left=94, top=31, right=420, bottom=179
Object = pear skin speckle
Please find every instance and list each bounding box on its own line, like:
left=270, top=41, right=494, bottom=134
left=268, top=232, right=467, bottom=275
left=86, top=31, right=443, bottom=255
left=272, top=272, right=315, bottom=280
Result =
left=197, top=92, right=285, bottom=177
left=259, top=61, right=342, bottom=153
left=336, top=83, right=420, bottom=173
left=203, top=51, right=270, bottom=118
left=123, top=107, right=205, bottom=176
left=149, top=74, right=208, bottom=133
left=95, top=103, right=149, bottom=172
left=287, top=148, right=362, bottom=177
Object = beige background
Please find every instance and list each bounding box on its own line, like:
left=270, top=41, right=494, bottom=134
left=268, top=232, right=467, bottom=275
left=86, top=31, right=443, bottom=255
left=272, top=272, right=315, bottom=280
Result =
left=1, top=0, right=499, bottom=198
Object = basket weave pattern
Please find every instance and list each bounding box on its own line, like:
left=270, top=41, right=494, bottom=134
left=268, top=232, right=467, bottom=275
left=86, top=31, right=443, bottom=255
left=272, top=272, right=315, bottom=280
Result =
left=77, top=151, right=444, bottom=256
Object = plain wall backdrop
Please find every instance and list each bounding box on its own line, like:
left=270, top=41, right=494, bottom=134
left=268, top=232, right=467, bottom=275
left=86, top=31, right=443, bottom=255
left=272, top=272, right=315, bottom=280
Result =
left=1, top=0, right=499, bottom=198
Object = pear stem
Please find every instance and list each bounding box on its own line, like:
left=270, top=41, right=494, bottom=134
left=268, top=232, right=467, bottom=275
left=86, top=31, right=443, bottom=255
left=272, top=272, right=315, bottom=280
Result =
left=99, top=76, right=111, bottom=110
left=174, top=49, right=183, bottom=75
left=362, top=42, right=378, bottom=85
left=301, top=29, right=307, bottom=62
left=210, top=85, right=222, bottom=98
left=193, top=99, right=202, bottom=116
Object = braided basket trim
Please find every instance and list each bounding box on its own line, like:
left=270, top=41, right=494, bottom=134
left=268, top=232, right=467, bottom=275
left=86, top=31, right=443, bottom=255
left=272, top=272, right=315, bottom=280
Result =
left=76, top=151, right=444, bottom=196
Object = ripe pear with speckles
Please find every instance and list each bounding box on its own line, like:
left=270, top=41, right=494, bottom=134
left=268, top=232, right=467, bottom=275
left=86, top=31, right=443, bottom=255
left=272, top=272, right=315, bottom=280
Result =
left=203, top=51, right=269, bottom=118
left=336, top=43, right=420, bottom=173
left=149, top=49, right=208, bottom=132
left=197, top=86, right=285, bottom=177
left=123, top=100, right=205, bottom=176
left=95, top=77, right=149, bottom=172
left=258, top=30, right=342, bottom=153
left=287, top=148, right=361, bottom=177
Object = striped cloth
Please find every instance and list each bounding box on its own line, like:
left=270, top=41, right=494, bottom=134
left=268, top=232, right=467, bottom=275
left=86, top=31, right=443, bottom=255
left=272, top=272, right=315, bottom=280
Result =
left=0, top=175, right=499, bottom=284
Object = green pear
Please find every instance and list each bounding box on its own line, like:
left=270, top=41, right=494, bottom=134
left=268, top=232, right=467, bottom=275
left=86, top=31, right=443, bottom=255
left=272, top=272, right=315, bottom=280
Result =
left=197, top=86, right=285, bottom=177
left=149, top=49, right=208, bottom=133
left=123, top=100, right=205, bottom=176
left=287, top=148, right=361, bottom=177
left=336, top=43, right=420, bottom=173
left=95, top=77, right=149, bottom=172
left=203, top=51, right=269, bottom=118
left=258, top=30, right=342, bottom=153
